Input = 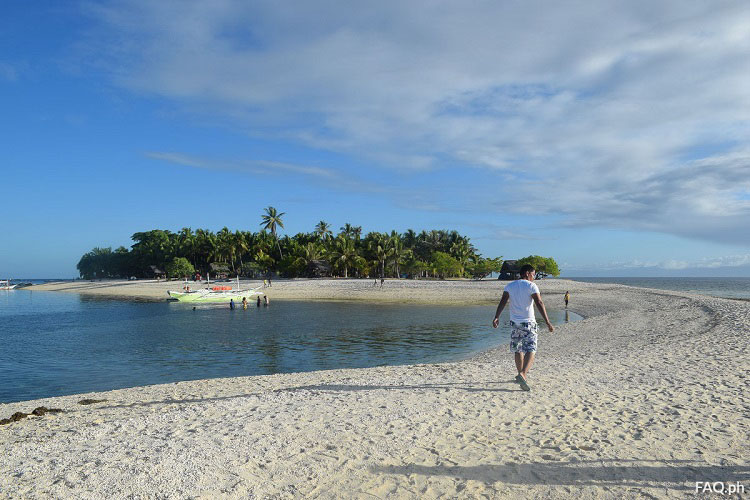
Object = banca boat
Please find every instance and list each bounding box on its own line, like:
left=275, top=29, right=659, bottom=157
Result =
left=1, top=280, right=17, bottom=290
left=168, top=276, right=263, bottom=303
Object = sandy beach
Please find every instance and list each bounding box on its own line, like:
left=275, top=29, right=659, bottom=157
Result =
left=1, top=279, right=748, bottom=498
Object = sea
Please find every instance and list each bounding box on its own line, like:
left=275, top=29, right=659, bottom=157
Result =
left=0, top=289, right=580, bottom=404
left=565, top=277, right=750, bottom=300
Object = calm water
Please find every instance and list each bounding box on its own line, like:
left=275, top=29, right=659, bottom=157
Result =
left=0, top=290, right=578, bottom=403
left=566, top=277, right=750, bottom=300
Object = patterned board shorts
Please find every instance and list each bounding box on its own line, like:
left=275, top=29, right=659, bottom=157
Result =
left=510, top=321, right=538, bottom=353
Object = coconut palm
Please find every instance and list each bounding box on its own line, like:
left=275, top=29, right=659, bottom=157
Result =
left=450, top=239, right=472, bottom=276
left=216, top=227, right=237, bottom=273
left=368, top=233, right=393, bottom=278
left=194, top=229, right=217, bottom=272
left=340, top=223, right=362, bottom=240
left=315, top=220, right=332, bottom=242
left=403, top=229, right=417, bottom=250
left=234, top=230, right=250, bottom=271
left=389, top=231, right=411, bottom=278
left=177, top=227, right=196, bottom=267
left=260, top=206, right=285, bottom=259
left=293, top=242, right=325, bottom=270
left=329, top=236, right=363, bottom=278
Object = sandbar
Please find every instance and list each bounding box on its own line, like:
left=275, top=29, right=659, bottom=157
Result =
left=1, top=279, right=748, bottom=498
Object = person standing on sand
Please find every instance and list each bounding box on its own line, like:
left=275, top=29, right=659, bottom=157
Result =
left=564, top=290, right=570, bottom=308
left=492, top=264, right=554, bottom=391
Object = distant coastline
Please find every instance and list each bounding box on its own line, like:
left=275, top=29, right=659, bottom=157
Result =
left=564, top=276, right=750, bottom=300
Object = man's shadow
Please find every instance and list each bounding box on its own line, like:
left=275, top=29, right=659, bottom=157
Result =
left=371, top=460, right=750, bottom=491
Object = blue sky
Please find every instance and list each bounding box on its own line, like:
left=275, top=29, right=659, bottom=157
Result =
left=2, top=0, right=750, bottom=278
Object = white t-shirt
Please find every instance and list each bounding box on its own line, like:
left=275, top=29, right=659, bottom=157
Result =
left=504, top=279, right=540, bottom=323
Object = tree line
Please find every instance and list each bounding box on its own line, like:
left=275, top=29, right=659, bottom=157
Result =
left=77, top=206, right=558, bottom=280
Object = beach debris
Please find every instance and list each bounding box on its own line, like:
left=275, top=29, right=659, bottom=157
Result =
left=31, top=407, right=63, bottom=416
left=78, top=399, right=108, bottom=405
left=0, top=407, right=64, bottom=425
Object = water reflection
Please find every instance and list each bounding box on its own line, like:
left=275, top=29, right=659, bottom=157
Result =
left=0, top=292, right=581, bottom=403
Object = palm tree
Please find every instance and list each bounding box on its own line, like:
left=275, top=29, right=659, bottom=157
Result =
left=403, top=229, right=417, bottom=249
left=450, top=240, right=472, bottom=277
left=293, top=242, right=325, bottom=271
left=260, top=206, right=285, bottom=259
left=315, top=220, right=332, bottom=242
left=389, top=231, right=411, bottom=278
left=369, top=233, right=393, bottom=278
left=178, top=227, right=196, bottom=267
left=234, top=230, right=250, bottom=272
left=216, top=227, right=236, bottom=273
left=194, top=229, right=217, bottom=272
left=340, top=223, right=362, bottom=240
left=329, top=236, right=362, bottom=278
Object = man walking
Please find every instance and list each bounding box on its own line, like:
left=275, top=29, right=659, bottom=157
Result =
left=492, top=264, right=554, bottom=391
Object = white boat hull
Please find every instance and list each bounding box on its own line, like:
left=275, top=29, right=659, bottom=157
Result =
left=168, top=287, right=262, bottom=303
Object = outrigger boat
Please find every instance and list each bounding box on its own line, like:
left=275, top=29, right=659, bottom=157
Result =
left=1, top=280, right=17, bottom=290
left=168, top=275, right=263, bottom=303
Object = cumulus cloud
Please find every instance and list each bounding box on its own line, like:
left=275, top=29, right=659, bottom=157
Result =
left=85, top=1, right=750, bottom=243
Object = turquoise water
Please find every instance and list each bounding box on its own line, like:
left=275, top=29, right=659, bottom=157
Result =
left=0, top=290, right=578, bottom=403
left=566, top=277, right=750, bottom=300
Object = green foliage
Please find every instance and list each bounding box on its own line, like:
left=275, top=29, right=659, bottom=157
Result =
left=166, top=257, right=195, bottom=279
left=260, top=206, right=285, bottom=259
left=469, top=257, right=504, bottom=279
left=430, top=251, right=462, bottom=279
left=240, top=261, right=264, bottom=278
left=77, top=215, right=560, bottom=281
left=517, top=255, right=561, bottom=277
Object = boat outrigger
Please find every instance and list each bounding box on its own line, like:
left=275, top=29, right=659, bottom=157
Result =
left=168, top=275, right=263, bottom=303
left=1, top=280, right=17, bottom=290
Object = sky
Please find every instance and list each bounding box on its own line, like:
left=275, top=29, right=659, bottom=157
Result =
left=2, top=0, right=750, bottom=278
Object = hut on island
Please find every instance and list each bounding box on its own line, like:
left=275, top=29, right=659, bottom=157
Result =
left=498, top=260, right=520, bottom=280
left=210, top=262, right=230, bottom=279
left=306, top=260, right=331, bottom=278
left=148, top=265, right=166, bottom=280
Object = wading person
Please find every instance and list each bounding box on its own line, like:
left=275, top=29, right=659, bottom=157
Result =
left=492, top=264, right=554, bottom=391
left=564, top=290, right=570, bottom=308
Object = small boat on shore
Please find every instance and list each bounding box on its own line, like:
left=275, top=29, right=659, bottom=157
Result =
left=1, top=280, right=17, bottom=290
left=168, top=276, right=263, bottom=303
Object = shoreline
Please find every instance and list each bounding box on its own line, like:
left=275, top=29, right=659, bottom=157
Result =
left=2, top=280, right=748, bottom=497
left=24, top=277, right=575, bottom=305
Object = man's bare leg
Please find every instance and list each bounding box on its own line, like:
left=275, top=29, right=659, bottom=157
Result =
left=514, top=352, right=524, bottom=375
left=520, top=352, right=535, bottom=379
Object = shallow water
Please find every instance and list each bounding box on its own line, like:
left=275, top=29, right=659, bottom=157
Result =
left=0, top=290, right=579, bottom=403
left=567, top=277, right=750, bottom=300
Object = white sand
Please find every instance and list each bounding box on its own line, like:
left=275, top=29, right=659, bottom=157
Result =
left=1, top=279, right=748, bottom=498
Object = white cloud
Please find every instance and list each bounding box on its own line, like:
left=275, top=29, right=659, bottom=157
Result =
left=85, top=1, right=750, bottom=243
left=145, top=151, right=338, bottom=180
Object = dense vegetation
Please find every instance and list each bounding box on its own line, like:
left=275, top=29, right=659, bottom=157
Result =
left=76, top=207, right=558, bottom=280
